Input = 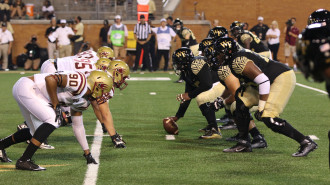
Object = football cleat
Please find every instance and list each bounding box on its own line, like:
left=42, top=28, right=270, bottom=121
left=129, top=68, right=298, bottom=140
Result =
left=292, top=137, right=318, bottom=157
left=199, top=127, right=222, bottom=139
left=16, top=159, right=46, bottom=171
left=0, top=149, right=12, bottom=162
left=219, top=121, right=237, bottom=130
left=223, top=140, right=252, bottom=153
left=225, top=133, right=240, bottom=142
left=251, top=135, right=268, bottom=149
left=39, top=143, right=55, bottom=150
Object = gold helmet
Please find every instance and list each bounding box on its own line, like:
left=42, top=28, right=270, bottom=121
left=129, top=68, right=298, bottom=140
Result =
left=87, top=70, right=113, bottom=99
left=97, top=46, right=114, bottom=60
left=95, top=58, right=111, bottom=71
left=108, top=59, right=130, bottom=90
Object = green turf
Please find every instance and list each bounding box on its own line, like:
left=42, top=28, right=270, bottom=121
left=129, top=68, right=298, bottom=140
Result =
left=0, top=71, right=329, bottom=185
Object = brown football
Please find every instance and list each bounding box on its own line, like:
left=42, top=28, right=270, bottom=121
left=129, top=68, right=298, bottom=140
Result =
left=163, top=117, right=179, bottom=135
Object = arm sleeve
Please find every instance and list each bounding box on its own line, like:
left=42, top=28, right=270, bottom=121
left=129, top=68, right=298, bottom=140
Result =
left=71, top=115, right=89, bottom=151
left=188, top=64, right=213, bottom=98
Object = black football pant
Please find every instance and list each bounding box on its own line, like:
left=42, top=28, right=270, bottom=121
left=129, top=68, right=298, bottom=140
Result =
left=155, top=50, right=170, bottom=71
left=133, top=41, right=152, bottom=72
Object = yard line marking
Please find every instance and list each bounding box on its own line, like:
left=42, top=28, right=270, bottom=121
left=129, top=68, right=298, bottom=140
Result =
left=296, top=83, right=328, bottom=95
left=83, top=122, right=103, bottom=185
left=127, top=77, right=171, bottom=81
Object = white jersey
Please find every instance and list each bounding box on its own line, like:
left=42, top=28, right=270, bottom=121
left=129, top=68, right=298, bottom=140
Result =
left=56, top=50, right=99, bottom=76
left=34, top=71, right=88, bottom=107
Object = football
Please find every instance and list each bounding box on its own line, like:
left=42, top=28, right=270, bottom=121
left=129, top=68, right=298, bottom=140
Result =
left=163, top=117, right=179, bottom=135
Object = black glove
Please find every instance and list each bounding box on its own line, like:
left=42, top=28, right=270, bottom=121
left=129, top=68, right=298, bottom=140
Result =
left=83, top=153, right=98, bottom=164
left=209, top=97, right=225, bottom=112
left=111, top=133, right=126, bottom=148
left=254, top=110, right=264, bottom=121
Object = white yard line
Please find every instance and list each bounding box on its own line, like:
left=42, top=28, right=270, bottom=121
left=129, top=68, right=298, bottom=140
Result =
left=83, top=122, right=103, bottom=185
left=296, top=83, right=328, bottom=95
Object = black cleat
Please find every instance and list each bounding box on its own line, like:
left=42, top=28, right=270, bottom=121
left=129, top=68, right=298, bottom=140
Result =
left=16, top=159, right=46, bottom=171
left=101, top=123, right=107, bottom=133
left=226, top=133, right=240, bottom=142
left=0, top=149, right=12, bottom=162
left=219, top=121, right=237, bottom=130
left=223, top=140, right=252, bottom=153
left=199, top=128, right=222, bottom=139
left=292, top=136, right=318, bottom=157
left=251, top=135, right=268, bottom=149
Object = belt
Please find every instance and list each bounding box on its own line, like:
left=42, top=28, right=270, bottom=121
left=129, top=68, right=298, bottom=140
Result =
left=54, top=59, right=58, bottom=71
left=138, top=39, right=147, bottom=41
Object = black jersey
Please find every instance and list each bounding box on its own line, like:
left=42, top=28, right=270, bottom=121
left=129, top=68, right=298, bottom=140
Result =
left=238, top=30, right=268, bottom=53
left=182, top=56, right=219, bottom=98
left=228, top=49, right=291, bottom=85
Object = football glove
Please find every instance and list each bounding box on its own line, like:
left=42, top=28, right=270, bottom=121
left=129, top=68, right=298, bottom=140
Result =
left=254, top=110, right=263, bottom=121
left=83, top=152, right=98, bottom=164
left=51, top=104, right=64, bottom=123
left=111, top=133, right=126, bottom=148
left=209, top=97, right=225, bottom=111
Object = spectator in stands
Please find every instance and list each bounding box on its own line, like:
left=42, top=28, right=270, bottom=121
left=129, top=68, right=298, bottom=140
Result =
left=99, top=19, right=110, bottom=47
left=41, top=0, right=55, bottom=20
left=284, top=17, right=299, bottom=70
left=266, top=20, right=280, bottom=61
left=73, top=16, right=84, bottom=55
left=45, top=17, right=58, bottom=59
left=148, top=19, right=156, bottom=71
left=24, top=35, right=40, bottom=70
left=152, top=18, right=176, bottom=71
left=108, top=15, right=128, bottom=60
left=49, top=19, right=74, bottom=58
left=250, top=16, right=269, bottom=46
left=10, top=0, right=25, bottom=19
left=133, top=14, right=152, bottom=72
left=243, top=22, right=249, bottom=30
left=0, top=0, right=11, bottom=22
left=0, top=22, right=13, bottom=71
left=148, top=0, right=156, bottom=20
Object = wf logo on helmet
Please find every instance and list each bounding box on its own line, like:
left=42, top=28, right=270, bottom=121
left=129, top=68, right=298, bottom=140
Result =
left=220, top=41, right=232, bottom=48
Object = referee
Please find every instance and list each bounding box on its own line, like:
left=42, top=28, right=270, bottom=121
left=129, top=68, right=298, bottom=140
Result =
left=133, top=15, right=152, bottom=72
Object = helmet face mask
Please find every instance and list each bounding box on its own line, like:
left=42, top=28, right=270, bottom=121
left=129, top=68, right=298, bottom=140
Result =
left=230, top=21, right=243, bottom=38
left=214, top=37, right=238, bottom=64
left=108, top=60, right=130, bottom=90
left=97, top=46, right=114, bottom=60
left=308, top=9, right=330, bottom=25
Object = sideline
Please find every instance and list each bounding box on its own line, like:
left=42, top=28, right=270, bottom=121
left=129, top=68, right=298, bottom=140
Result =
left=83, top=122, right=103, bottom=185
left=296, top=83, right=328, bottom=95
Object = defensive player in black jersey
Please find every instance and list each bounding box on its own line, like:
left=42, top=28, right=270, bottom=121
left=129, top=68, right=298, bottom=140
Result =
left=166, top=47, right=224, bottom=139
left=296, top=9, right=330, bottom=96
left=230, top=21, right=271, bottom=58
left=212, top=37, right=317, bottom=156
left=204, top=44, right=267, bottom=149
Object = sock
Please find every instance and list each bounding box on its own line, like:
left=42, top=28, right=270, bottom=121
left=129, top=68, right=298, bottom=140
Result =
left=281, top=122, right=306, bottom=143
left=249, top=127, right=261, bottom=138
left=20, top=143, right=39, bottom=161
left=0, top=128, right=32, bottom=149
left=199, top=103, right=217, bottom=129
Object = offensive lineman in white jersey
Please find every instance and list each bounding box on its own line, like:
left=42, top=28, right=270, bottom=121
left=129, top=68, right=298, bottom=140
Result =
left=0, top=70, right=113, bottom=171
left=40, top=46, right=128, bottom=149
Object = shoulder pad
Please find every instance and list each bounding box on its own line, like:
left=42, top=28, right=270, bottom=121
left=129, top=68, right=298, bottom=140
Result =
left=218, top=65, right=232, bottom=81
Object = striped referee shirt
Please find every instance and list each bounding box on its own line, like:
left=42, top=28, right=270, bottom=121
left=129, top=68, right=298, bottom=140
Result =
left=134, top=22, right=151, bottom=40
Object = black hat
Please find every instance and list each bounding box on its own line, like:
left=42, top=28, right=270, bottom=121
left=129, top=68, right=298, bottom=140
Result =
left=140, top=14, right=145, bottom=19
left=1, top=22, right=7, bottom=27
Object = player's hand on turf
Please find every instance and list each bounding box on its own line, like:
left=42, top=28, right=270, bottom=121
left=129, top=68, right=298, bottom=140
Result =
left=111, top=133, right=126, bottom=148
left=83, top=153, right=98, bottom=164
left=254, top=110, right=263, bottom=121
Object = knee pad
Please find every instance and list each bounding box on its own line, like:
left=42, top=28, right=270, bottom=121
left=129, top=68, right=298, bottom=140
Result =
left=262, top=117, right=287, bottom=133
left=33, top=123, right=56, bottom=143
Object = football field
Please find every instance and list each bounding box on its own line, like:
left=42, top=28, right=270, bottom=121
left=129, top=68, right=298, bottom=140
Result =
left=0, top=71, right=329, bottom=185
